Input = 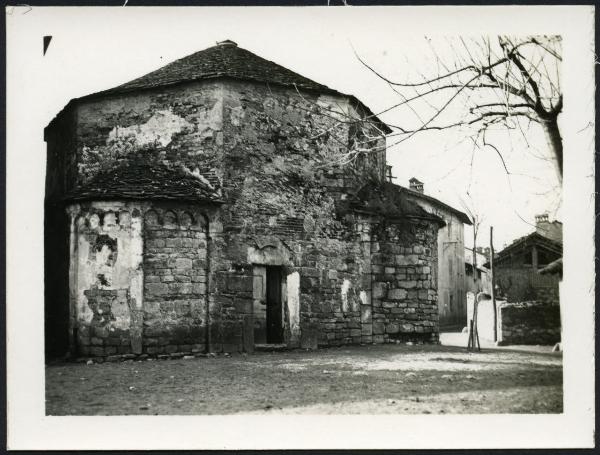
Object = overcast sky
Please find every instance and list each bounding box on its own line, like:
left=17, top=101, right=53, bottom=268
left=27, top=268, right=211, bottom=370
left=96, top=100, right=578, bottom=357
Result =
left=10, top=6, right=573, bottom=248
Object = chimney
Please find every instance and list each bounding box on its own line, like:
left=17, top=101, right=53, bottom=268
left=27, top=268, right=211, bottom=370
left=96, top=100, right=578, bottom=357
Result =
left=535, top=213, right=562, bottom=241
left=535, top=213, right=549, bottom=226
left=535, top=213, right=551, bottom=237
left=409, top=177, right=424, bottom=193
left=217, top=39, right=237, bottom=47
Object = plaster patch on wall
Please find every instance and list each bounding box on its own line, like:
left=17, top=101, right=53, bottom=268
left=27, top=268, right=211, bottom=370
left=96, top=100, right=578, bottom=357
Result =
left=359, top=290, right=368, bottom=305
left=229, top=105, right=245, bottom=126
left=341, top=279, right=352, bottom=313
left=287, top=272, right=300, bottom=342
left=108, top=109, right=191, bottom=148
left=129, top=213, right=144, bottom=309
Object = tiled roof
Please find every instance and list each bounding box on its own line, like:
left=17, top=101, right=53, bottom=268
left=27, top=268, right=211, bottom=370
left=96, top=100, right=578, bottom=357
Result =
left=64, top=161, right=223, bottom=203
left=348, top=181, right=446, bottom=226
left=398, top=184, right=472, bottom=225
left=483, top=232, right=563, bottom=268
left=51, top=40, right=391, bottom=135
left=100, top=40, right=333, bottom=97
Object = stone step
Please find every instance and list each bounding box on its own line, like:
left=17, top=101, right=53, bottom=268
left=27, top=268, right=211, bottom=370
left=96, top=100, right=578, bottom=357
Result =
left=254, top=343, right=288, bottom=352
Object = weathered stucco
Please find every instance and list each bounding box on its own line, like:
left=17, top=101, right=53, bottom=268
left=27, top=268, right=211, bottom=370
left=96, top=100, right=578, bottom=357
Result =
left=67, top=201, right=145, bottom=356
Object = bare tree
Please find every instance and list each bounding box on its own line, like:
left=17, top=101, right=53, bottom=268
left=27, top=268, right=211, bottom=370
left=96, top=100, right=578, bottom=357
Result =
left=460, top=194, right=485, bottom=292
left=354, top=36, right=563, bottom=181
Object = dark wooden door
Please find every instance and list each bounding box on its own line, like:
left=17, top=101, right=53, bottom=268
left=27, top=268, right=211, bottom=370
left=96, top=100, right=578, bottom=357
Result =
left=266, top=266, right=283, bottom=343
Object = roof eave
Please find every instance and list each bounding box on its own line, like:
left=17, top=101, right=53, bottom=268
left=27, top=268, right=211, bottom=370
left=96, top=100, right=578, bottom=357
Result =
left=63, top=195, right=225, bottom=205
left=393, top=184, right=472, bottom=225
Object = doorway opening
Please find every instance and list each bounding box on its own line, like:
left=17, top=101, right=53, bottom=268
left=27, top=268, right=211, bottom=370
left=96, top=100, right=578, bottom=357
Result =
left=266, top=266, right=283, bottom=344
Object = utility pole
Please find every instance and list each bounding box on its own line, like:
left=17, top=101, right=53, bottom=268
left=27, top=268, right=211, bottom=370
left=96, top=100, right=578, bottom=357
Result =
left=491, top=226, right=497, bottom=342
left=473, top=229, right=478, bottom=292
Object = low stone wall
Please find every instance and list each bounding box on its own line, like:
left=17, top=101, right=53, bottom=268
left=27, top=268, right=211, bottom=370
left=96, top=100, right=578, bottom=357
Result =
left=497, top=301, right=561, bottom=345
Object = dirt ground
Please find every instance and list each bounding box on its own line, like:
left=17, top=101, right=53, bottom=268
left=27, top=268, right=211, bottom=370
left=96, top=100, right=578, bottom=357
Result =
left=45, top=343, right=562, bottom=415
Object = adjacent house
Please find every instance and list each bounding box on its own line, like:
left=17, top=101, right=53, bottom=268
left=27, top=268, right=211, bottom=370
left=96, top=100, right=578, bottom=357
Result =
left=44, top=40, right=446, bottom=359
left=488, top=214, right=562, bottom=305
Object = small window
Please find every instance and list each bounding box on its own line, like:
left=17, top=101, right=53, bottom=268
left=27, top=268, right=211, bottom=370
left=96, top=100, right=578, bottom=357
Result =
left=465, top=263, right=473, bottom=276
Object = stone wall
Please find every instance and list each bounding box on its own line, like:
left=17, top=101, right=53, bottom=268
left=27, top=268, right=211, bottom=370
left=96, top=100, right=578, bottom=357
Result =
left=74, top=81, right=225, bottom=188
left=495, top=266, right=560, bottom=305
left=497, top=301, right=561, bottom=345
left=369, top=220, right=439, bottom=344
left=142, top=205, right=209, bottom=355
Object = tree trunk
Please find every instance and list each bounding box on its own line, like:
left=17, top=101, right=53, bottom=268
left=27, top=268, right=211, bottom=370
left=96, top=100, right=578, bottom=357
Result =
left=541, top=116, right=563, bottom=182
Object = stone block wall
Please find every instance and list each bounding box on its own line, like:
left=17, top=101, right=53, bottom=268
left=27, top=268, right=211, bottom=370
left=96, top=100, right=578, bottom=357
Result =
left=295, top=237, right=367, bottom=347
left=369, top=220, right=439, bottom=343
left=74, top=81, right=225, bottom=188
left=142, top=205, right=209, bottom=354
left=497, top=301, right=561, bottom=345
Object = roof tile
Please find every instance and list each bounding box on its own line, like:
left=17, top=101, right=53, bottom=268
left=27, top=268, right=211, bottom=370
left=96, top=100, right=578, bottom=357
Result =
left=65, top=161, right=222, bottom=203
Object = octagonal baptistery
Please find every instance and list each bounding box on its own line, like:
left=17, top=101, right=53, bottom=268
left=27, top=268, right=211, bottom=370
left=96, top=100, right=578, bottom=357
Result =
left=44, top=40, right=444, bottom=359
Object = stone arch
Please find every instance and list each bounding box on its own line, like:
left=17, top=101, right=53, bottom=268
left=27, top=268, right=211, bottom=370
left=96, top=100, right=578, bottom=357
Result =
left=163, top=210, right=177, bottom=228
left=145, top=209, right=160, bottom=226
left=93, top=234, right=118, bottom=266
left=104, top=211, right=117, bottom=228
left=119, top=210, right=131, bottom=228
left=89, top=213, right=101, bottom=230
left=196, top=212, right=209, bottom=231
left=75, top=215, right=87, bottom=230
left=179, top=211, right=194, bottom=228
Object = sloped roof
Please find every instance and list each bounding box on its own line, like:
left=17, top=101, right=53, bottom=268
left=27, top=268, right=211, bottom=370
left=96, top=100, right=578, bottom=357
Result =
left=483, top=231, right=563, bottom=267
left=64, top=161, right=223, bottom=203
left=347, top=181, right=445, bottom=226
left=395, top=185, right=472, bottom=225
left=102, top=40, right=332, bottom=97
left=539, top=257, right=563, bottom=276
left=48, top=40, right=391, bottom=134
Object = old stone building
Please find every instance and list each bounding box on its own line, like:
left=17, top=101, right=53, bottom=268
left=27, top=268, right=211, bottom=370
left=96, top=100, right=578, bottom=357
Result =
left=44, top=40, right=445, bottom=359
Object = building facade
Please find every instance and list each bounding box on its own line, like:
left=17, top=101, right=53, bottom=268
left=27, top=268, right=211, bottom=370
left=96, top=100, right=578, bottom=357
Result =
left=44, top=41, right=445, bottom=359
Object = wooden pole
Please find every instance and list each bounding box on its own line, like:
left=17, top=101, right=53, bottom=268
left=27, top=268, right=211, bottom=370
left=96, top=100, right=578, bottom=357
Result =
left=473, top=229, right=478, bottom=292
left=491, top=226, right=497, bottom=342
